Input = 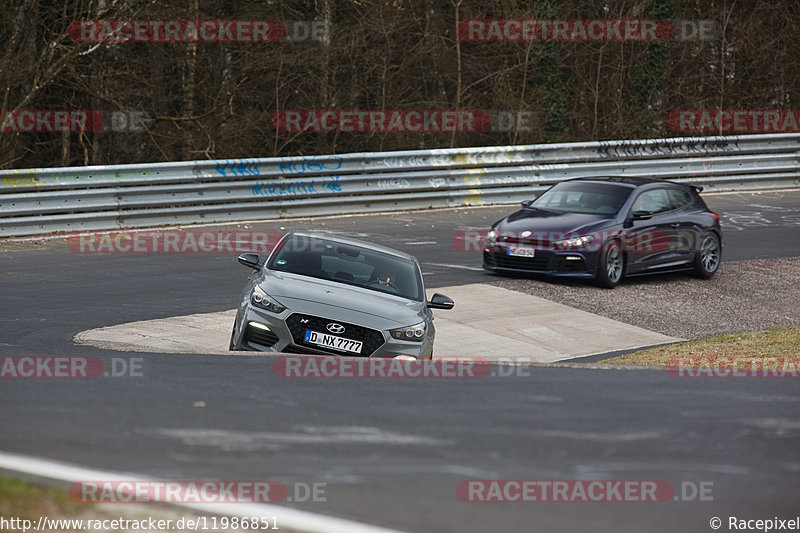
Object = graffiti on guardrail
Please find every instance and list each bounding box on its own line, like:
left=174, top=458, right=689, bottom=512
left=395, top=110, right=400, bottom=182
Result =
left=461, top=174, right=549, bottom=187
left=324, top=176, right=341, bottom=192
left=278, top=155, right=343, bottom=175
left=251, top=176, right=341, bottom=198
left=374, top=154, right=432, bottom=170
left=596, top=137, right=740, bottom=159
left=3, top=171, right=150, bottom=186
left=3, top=134, right=797, bottom=237
left=373, top=148, right=531, bottom=171
left=215, top=159, right=262, bottom=177
left=376, top=178, right=411, bottom=189
left=1, top=174, right=39, bottom=188
left=428, top=149, right=527, bottom=168
left=252, top=179, right=317, bottom=198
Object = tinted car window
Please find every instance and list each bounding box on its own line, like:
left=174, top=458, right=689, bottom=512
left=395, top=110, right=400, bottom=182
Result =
left=667, top=188, right=692, bottom=209
left=531, top=182, right=632, bottom=215
left=632, top=188, right=672, bottom=214
left=268, top=235, right=423, bottom=301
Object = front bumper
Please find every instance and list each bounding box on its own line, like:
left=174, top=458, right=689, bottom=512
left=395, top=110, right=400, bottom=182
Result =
left=235, top=307, right=434, bottom=358
left=482, top=249, right=598, bottom=278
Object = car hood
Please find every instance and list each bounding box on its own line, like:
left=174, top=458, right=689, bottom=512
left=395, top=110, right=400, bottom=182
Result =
left=260, top=270, right=425, bottom=327
left=495, top=208, right=617, bottom=235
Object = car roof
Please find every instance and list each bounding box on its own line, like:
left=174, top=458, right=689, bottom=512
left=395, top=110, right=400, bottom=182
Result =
left=288, top=230, right=419, bottom=262
left=563, top=176, right=693, bottom=190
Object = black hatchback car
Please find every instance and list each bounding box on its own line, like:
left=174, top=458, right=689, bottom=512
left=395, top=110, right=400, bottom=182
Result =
left=482, top=177, right=722, bottom=288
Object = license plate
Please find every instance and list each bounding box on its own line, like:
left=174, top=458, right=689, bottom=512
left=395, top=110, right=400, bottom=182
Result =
left=506, top=246, right=536, bottom=257
left=304, top=330, right=363, bottom=354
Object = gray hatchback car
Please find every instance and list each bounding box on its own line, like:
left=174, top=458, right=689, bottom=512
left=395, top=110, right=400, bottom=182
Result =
left=230, top=231, right=454, bottom=359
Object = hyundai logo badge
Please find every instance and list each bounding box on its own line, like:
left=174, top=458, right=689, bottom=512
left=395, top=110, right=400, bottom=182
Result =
left=327, top=323, right=345, bottom=334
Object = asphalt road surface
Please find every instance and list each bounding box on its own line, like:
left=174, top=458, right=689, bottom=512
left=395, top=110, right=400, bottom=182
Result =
left=1, top=190, right=799, bottom=532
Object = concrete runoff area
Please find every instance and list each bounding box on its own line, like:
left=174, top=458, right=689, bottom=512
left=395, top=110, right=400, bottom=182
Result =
left=74, top=284, right=677, bottom=363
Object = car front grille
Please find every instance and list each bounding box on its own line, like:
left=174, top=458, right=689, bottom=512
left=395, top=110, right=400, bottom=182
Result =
left=498, top=236, right=553, bottom=249
left=485, top=251, right=552, bottom=271
left=285, top=313, right=385, bottom=357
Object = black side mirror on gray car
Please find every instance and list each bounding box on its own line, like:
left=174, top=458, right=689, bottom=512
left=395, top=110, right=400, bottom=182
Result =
left=427, top=293, right=454, bottom=310
left=238, top=253, right=261, bottom=270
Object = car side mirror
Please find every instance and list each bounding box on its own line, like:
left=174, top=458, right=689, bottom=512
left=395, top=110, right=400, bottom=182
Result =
left=521, top=199, right=534, bottom=208
left=427, top=293, right=454, bottom=310
left=631, top=209, right=653, bottom=220
left=238, top=253, right=261, bottom=270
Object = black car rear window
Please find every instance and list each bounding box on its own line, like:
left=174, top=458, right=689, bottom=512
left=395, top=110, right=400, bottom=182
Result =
left=667, top=188, right=693, bottom=209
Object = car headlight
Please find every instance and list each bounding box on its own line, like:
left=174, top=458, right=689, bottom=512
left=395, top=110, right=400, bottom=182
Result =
left=250, top=286, right=287, bottom=314
left=484, top=230, right=497, bottom=246
left=554, top=235, right=594, bottom=250
left=389, top=321, right=427, bottom=342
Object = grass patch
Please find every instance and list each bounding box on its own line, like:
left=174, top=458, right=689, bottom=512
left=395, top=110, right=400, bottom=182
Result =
left=0, top=476, right=82, bottom=524
left=605, top=326, right=800, bottom=366
left=0, top=476, right=202, bottom=532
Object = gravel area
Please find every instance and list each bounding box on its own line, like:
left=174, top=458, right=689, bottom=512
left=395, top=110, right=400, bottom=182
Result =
left=493, top=256, right=800, bottom=340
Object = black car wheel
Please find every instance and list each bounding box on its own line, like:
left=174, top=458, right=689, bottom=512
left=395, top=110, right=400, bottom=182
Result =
left=693, top=232, right=721, bottom=278
left=229, top=325, right=237, bottom=351
left=596, top=240, right=624, bottom=288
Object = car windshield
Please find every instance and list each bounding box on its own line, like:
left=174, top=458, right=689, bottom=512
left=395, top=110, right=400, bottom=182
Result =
left=531, top=182, right=632, bottom=215
left=267, top=234, right=424, bottom=301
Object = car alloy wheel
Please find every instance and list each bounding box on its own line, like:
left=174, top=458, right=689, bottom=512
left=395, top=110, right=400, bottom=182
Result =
left=596, top=240, right=623, bottom=288
left=694, top=232, right=721, bottom=278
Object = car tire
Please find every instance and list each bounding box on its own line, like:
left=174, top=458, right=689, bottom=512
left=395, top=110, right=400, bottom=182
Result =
left=693, top=232, right=721, bottom=279
left=595, top=239, right=624, bottom=289
left=228, top=325, right=237, bottom=351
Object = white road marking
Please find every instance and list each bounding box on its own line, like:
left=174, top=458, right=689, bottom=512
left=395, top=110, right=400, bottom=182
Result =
left=424, top=262, right=485, bottom=271
left=0, top=451, right=404, bottom=533
left=144, top=426, right=451, bottom=450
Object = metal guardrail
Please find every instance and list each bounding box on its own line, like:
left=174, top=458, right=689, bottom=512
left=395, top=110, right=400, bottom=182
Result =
left=1, top=133, right=798, bottom=237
